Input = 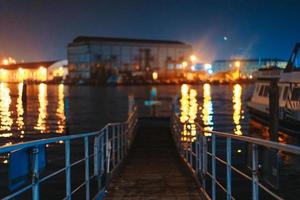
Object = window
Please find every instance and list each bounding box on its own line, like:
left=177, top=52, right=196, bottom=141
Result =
left=283, top=87, right=289, bottom=100
left=258, top=85, right=264, bottom=96
left=263, top=86, right=269, bottom=97
left=278, top=86, right=282, bottom=98
left=256, top=84, right=260, bottom=93
left=291, top=88, right=300, bottom=101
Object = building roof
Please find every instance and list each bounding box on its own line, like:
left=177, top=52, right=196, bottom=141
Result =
left=213, top=58, right=287, bottom=63
left=71, top=36, right=187, bottom=45
left=0, top=61, right=57, bottom=70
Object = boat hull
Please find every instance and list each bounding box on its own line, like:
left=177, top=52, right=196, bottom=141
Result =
left=247, top=104, right=300, bottom=137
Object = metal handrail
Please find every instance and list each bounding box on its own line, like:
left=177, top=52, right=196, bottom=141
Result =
left=0, top=106, right=138, bottom=200
left=171, top=111, right=300, bottom=200
left=195, top=125, right=300, bottom=155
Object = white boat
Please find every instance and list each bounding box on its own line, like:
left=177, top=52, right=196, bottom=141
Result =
left=248, top=43, right=300, bottom=135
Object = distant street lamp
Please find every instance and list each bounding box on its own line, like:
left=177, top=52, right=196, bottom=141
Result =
left=152, top=71, right=158, bottom=80
left=234, top=61, right=241, bottom=79
left=234, top=61, right=241, bottom=68
left=190, top=55, right=197, bottom=63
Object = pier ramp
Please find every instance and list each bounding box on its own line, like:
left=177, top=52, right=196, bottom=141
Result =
left=105, top=118, right=201, bottom=199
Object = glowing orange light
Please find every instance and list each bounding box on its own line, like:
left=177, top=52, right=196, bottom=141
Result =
left=152, top=71, right=158, bottom=80
left=53, top=67, right=64, bottom=77
left=233, top=84, right=243, bottom=135
left=190, top=55, right=197, bottom=62
left=234, top=61, right=241, bottom=68
left=182, top=61, right=188, bottom=68
left=2, top=57, right=16, bottom=65
left=38, top=66, right=47, bottom=81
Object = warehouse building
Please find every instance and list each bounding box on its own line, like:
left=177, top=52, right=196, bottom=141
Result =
left=67, top=36, right=192, bottom=80
left=0, top=60, right=68, bottom=83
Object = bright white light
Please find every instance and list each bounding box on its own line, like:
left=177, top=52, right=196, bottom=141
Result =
left=224, top=36, right=228, bottom=41
left=204, top=63, right=212, bottom=70
left=191, top=65, right=196, bottom=71
left=208, top=69, right=213, bottom=74
left=190, top=55, right=197, bottom=62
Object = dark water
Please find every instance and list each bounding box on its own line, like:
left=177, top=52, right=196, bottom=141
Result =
left=0, top=83, right=299, bottom=199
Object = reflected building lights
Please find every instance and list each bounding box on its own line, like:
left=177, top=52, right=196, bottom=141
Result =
left=233, top=84, right=243, bottom=135
left=56, top=84, right=66, bottom=133
left=35, top=83, right=48, bottom=133
left=0, top=83, right=13, bottom=132
left=179, top=84, right=198, bottom=143
left=16, top=82, right=25, bottom=131
left=201, top=83, right=214, bottom=136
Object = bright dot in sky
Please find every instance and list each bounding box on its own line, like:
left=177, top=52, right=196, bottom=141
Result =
left=224, top=36, right=228, bottom=41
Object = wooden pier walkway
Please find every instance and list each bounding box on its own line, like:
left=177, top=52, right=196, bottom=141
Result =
left=105, top=118, right=201, bottom=199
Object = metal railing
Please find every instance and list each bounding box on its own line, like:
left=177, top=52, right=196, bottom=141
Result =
left=171, top=111, right=300, bottom=200
left=0, top=107, right=138, bottom=200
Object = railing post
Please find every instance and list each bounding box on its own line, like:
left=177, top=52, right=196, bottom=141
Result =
left=106, top=127, right=111, bottom=174
left=226, top=138, right=232, bottom=200
left=65, top=140, right=71, bottom=200
left=112, top=126, right=116, bottom=168
left=32, top=147, right=39, bottom=200
left=198, top=134, right=203, bottom=175
left=117, top=125, right=121, bottom=163
left=125, top=123, right=129, bottom=154
left=195, top=131, right=199, bottom=173
left=94, top=135, right=101, bottom=190
left=211, top=134, right=216, bottom=200
left=252, top=144, right=259, bottom=200
left=99, top=134, right=105, bottom=190
left=202, top=135, right=207, bottom=189
left=122, top=124, right=126, bottom=157
left=84, top=137, right=90, bottom=200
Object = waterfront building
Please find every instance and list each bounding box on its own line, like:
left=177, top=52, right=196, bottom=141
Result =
left=0, top=60, right=68, bottom=83
left=212, top=58, right=287, bottom=77
left=67, top=36, right=192, bottom=80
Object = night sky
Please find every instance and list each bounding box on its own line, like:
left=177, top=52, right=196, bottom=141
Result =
left=0, top=0, right=299, bottom=62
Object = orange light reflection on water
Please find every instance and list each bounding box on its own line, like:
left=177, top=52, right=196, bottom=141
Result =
left=0, top=83, right=13, bottom=132
left=233, top=84, right=243, bottom=135
left=17, top=83, right=25, bottom=133
left=56, top=84, right=66, bottom=133
left=35, top=83, right=48, bottom=133
left=179, top=84, right=198, bottom=143
left=201, top=83, right=213, bottom=136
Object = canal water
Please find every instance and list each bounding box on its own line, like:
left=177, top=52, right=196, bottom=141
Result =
left=1, top=83, right=299, bottom=144
left=0, top=83, right=299, bottom=199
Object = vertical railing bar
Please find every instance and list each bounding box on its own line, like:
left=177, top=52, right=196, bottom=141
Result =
left=84, top=137, right=90, bottom=200
left=110, top=126, right=116, bottom=169
left=120, top=124, right=124, bottom=159
left=117, top=125, right=121, bottom=163
left=226, top=138, right=232, bottom=200
left=252, top=144, right=259, bottom=200
left=95, top=135, right=100, bottom=191
left=195, top=131, right=199, bottom=173
left=123, top=124, right=126, bottom=156
left=32, top=146, right=39, bottom=200
left=65, top=140, right=71, bottom=200
left=99, top=134, right=104, bottom=190
left=199, top=134, right=203, bottom=175
left=212, top=134, right=216, bottom=200
left=202, top=134, right=207, bottom=189
left=189, top=141, right=193, bottom=166
left=106, top=126, right=111, bottom=174
left=124, top=123, right=127, bottom=154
